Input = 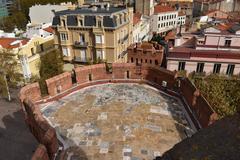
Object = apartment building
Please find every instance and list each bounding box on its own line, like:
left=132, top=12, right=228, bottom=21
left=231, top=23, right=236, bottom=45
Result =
left=0, top=29, right=55, bottom=79
left=157, top=0, right=193, bottom=21
left=167, top=23, right=240, bottom=76
left=133, top=12, right=150, bottom=43
left=0, top=0, right=8, bottom=18
left=151, top=5, right=179, bottom=36
left=135, top=0, right=154, bottom=16
left=52, top=5, right=133, bottom=63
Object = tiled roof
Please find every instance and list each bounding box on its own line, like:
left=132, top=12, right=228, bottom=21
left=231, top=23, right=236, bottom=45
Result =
left=133, top=12, right=142, bottom=25
left=43, top=26, right=54, bottom=33
left=154, top=5, right=175, bottom=14
left=178, top=11, right=186, bottom=16
left=0, top=38, right=29, bottom=49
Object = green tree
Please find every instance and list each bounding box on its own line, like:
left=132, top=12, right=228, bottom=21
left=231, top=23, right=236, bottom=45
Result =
left=0, top=11, right=27, bottom=32
left=192, top=74, right=240, bottom=118
left=0, top=50, right=21, bottom=101
left=37, top=49, right=64, bottom=95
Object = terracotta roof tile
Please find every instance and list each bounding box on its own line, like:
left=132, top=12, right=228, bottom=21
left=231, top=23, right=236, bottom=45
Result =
left=43, top=26, right=54, bottom=33
left=133, top=12, right=142, bottom=25
left=154, top=5, right=175, bottom=14
left=0, top=38, right=29, bottom=49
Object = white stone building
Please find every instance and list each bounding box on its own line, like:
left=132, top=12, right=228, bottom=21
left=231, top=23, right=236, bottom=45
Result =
left=133, top=13, right=150, bottom=43
left=151, top=5, right=178, bottom=35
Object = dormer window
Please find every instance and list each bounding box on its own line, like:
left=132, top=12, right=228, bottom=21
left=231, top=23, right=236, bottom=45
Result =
left=79, top=19, right=83, bottom=26
left=119, top=15, right=122, bottom=24
left=98, top=20, right=102, bottom=27
left=62, top=19, right=66, bottom=27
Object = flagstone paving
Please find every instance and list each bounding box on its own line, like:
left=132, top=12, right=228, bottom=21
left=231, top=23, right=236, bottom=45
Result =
left=41, top=83, right=196, bottom=160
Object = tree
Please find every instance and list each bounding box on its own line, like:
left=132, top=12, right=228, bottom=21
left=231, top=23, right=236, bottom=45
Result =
left=0, top=50, right=21, bottom=101
left=192, top=74, right=240, bottom=118
left=37, top=49, right=64, bottom=95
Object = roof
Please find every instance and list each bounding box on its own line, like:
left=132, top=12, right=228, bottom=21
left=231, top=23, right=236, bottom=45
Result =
left=0, top=38, right=29, bottom=49
left=178, top=11, right=186, bottom=16
left=54, top=6, right=127, bottom=16
left=205, top=9, right=227, bottom=15
left=43, top=26, right=54, bottom=33
left=133, top=12, right=142, bottom=25
left=52, top=6, right=127, bottom=28
left=154, top=5, right=175, bottom=14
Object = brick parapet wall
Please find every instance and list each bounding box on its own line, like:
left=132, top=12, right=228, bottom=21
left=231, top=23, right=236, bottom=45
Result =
left=19, top=63, right=218, bottom=159
left=19, top=83, right=42, bottom=103
left=23, top=99, right=59, bottom=160
left=179, top=78, right=218, bottom=128
left=31, top=144, right=49, bottom=160
left=46, top=72, right=72, bottom=96
left=127, top=43, right=164, bottom=66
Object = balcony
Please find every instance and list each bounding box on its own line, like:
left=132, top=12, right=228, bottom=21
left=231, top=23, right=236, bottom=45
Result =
left=74, top=56, right=87, bottom=63
left=73, top=41, right=88, bottom=48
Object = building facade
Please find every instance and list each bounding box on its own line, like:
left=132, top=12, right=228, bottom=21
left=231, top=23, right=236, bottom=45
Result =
left=135, top=0, right=154, bottom=16
left=167, top=23, right=240, bottom=76
left=151, top=5, right=179, bottom=36
left=52, top=5, right=133, bottom=63
left=132, top=13, right=150, bottom=43
left=0, top=0, right=8, bottom=18
left=158, top=0, right=193, bottom=22
left=0, top=33, right=55, bottom=79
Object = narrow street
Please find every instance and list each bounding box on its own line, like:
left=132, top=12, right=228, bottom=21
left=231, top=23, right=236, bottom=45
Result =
left=0, top=89, right=37, bottom=160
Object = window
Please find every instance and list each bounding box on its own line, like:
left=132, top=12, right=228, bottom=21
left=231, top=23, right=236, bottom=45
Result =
left=126, top=70, right=130, bottom=79
left=196, top=63, right=204, bottom=73
left=226, top=64, right=235, bottom=76
left=96, top=50, right=105, bottom=59
left=213, top=63, right=221, bottom=74
left=62, top=47, right=70, bottom=56
left=131, top=57, right=133, bottom=63
left=98, top=21, right=102, bottom=27
left=60, top=33, right=68, bottom=41
left=31, top=48, right=35, bottom=55
left=40, top=44, right=44, bottom=52
left=89, top=74, right=92, bottom=81
left=62, top=19, right=66, bottom=27
left=224, top=40, right=231, bottom=47
left=145, top=59, right=147, bottom=63
left=80, top=50, right=87, bottom=61
left=95, top=35, right=104, bottom=44
left=159, top=17, right=161, bottom=21
left=79, top=19, right=83, bottom=26
left=158, top=24, right=160, bottom=28
left=150, top=59, right=152, bottom=64
left=79, top=34, right=85, bottom=42
left=141, top=59, right=143, bottom=63
left=178, top=62, right=186, bottom=71
left=155, top=60, right=158, bottom=65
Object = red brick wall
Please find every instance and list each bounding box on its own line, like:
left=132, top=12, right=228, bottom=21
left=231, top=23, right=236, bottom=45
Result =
left=23, top=99, right=59, bottom=160
left=32, top=144, right=49, bottom=160
left=19, top=83, right=41, bottom=103
left=19, top=63, right=218, bottom=159
left=46, top=72, right=72, bottom=96
left=127, top=43, right=164, bottom=67
left=179, top=78, right=218, bottom=128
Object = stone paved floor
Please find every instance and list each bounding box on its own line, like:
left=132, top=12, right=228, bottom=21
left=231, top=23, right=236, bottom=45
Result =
left=41, top=83, right=196, bottom=160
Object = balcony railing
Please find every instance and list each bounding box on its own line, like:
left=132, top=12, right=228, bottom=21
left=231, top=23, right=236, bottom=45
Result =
left=73, top=41, right=88, bottom=48
left=74, top=56, right=87, bottom=63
